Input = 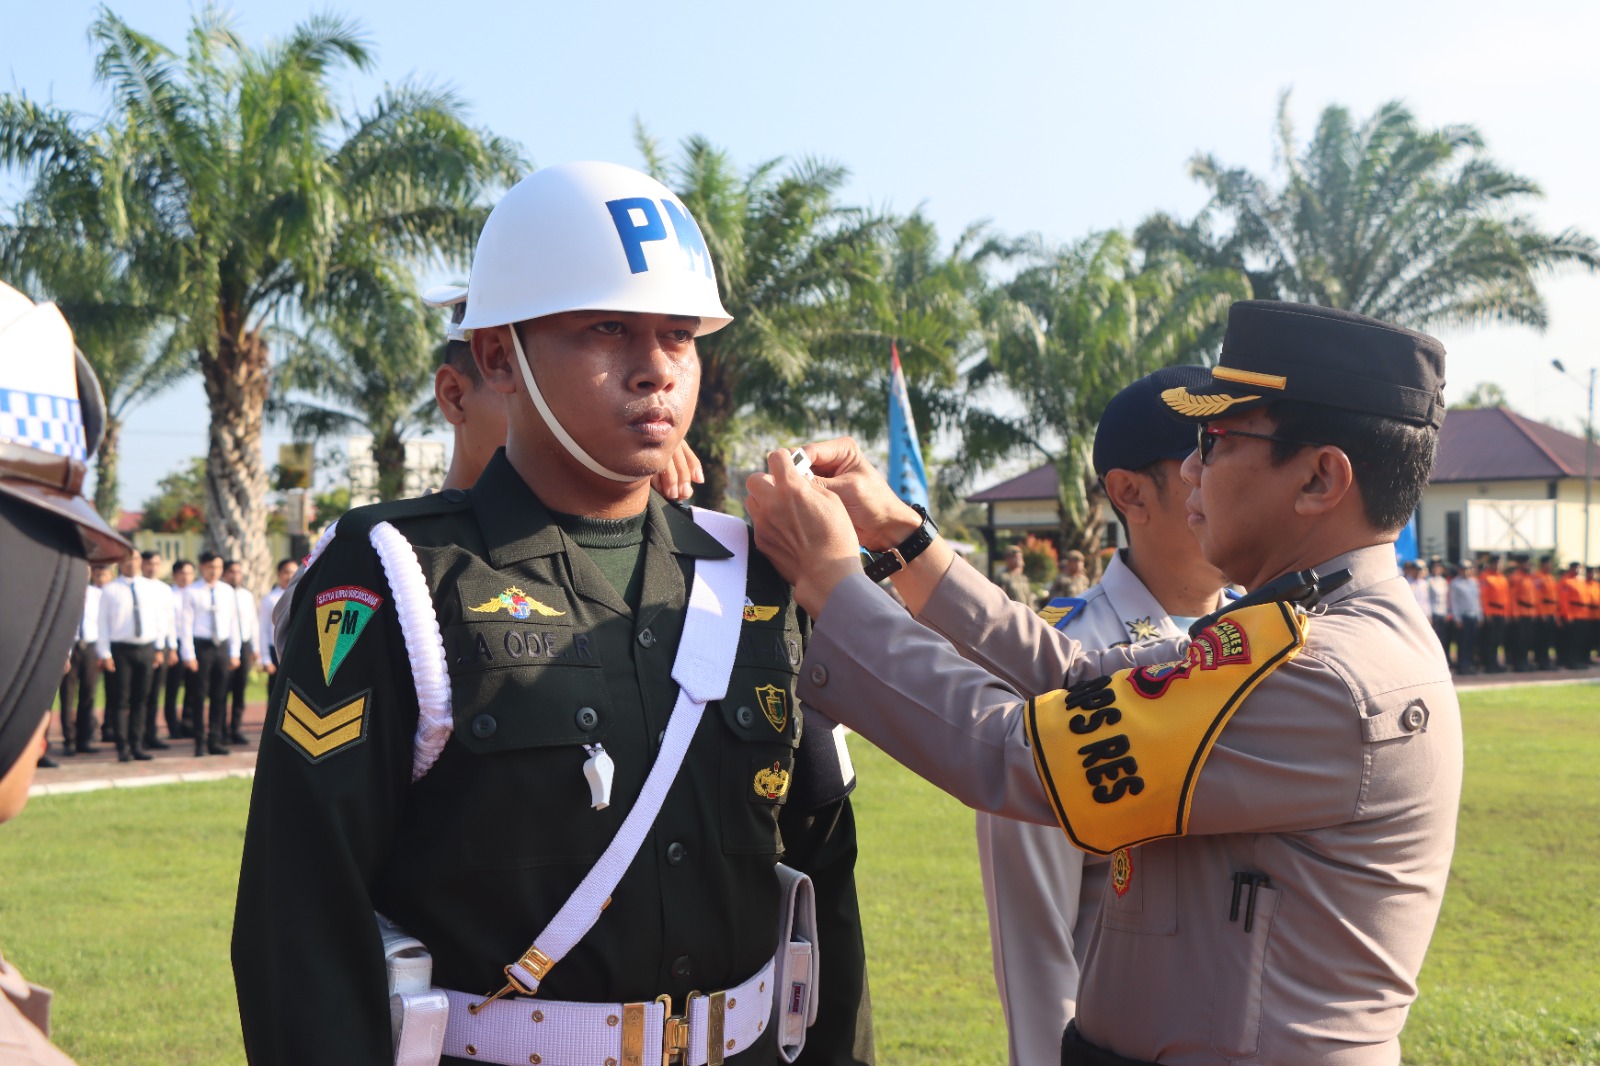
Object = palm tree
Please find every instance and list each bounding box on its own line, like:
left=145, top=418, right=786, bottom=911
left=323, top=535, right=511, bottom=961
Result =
left=271, top=280, right=441, bottom=503
left=637, top=130, right=889, bottom=510
left=0, top=7, right=521, bottom=585
left=962, top=231, right=1249, bottom=557
left=1189, top=93, right=1599, bottom=330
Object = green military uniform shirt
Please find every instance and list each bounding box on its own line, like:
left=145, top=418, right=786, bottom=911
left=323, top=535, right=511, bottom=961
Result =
left=233, top=452, right=872, bottom=1065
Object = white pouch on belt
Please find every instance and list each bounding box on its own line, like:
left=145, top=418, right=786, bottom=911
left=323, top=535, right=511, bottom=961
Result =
left=377, top=912, right=448, bottom=1066
left=772, top=862, right=820, bottom=1063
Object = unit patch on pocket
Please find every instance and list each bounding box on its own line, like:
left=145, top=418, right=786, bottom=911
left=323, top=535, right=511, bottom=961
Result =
left=754, top=683, right=790, bottom=733
left=279, top=682, right=369, bottom=763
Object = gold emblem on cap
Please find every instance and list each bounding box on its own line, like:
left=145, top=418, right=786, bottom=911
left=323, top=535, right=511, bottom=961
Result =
left=1160, top=387, right=1261, bottom=418
left=1212, top=366, right=1288, bottom=390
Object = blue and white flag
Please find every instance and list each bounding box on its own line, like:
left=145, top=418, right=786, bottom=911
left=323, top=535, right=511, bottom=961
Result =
left=1394, top=511, right=1419, bottom=566
left=888, top=343, right=930, bottom=510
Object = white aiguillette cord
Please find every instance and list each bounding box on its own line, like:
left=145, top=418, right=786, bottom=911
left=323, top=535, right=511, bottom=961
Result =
left=510, top=327, right=638, bottom=483
left=469, top=507, right=749, bottom=1013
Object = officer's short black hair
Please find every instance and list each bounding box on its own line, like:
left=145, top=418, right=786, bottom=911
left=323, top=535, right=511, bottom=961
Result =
left=140, top=549, right=158, bottom=561
left=173, top=558, right=194, bottom=573
left=199, top=551, right=221, bottom=566
left=1265, top=401, right=1436, bottom=534
left=443, top=339, right=481, bottom=385
left=223, top=558, right=239, bottom=570
left=276, top=557, right=297, bottom=571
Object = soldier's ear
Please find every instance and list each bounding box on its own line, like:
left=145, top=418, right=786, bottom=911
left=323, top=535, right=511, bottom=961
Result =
left=1102, top=469, right=1150, bottom=527
left=1292, top=445, right=1356, bottom=520
left=472, top=326, right=520, bottom=397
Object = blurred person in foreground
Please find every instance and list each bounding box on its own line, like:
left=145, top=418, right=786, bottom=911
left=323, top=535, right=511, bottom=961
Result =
left=0, top=277, right=131, bottom=1063
left=979, top=367, right=1232, bottom=1064
left=745, top=300, right=1462, bottom=1065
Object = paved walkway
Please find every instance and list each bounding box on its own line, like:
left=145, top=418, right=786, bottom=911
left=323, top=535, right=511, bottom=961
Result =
left=28, top=663, right=1598, bottom=798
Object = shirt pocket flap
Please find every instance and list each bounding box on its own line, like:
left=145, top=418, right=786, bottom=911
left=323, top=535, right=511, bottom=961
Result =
left=1360, top=693, right=1432, bottom=744
left=451, top=666, right=615, bottom=753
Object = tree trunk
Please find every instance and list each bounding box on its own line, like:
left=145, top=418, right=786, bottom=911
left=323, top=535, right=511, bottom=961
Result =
left=690, top=356, right=735, bottom=513
left=201, top=319, right=271, bottom=591
left=93, top=417, right=122, bottom=521
left=374, top=428, right=408, bottom=502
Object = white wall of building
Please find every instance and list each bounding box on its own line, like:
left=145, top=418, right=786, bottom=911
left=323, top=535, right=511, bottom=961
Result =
left=1420, top=479, right=1600, bottom=564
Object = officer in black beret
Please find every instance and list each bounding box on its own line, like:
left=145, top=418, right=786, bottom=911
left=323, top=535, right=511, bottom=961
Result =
left=748, top=299, right=1461, bottom=1064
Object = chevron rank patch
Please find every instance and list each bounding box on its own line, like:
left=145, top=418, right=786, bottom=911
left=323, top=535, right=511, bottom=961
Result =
left=1039, top=597, right=1086, bottom=630
left=315, top=586, right=382, bottom=685
left=279, top=683, right=369, bottom=763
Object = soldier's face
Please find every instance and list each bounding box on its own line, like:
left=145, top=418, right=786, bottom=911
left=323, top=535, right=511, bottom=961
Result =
left=141, top=554, right=160, bottom=578
left=173, top=564, right=194, bottom=587
left=1180, top=409, right=1309, bottom=587
left=495, top=311, right=700, bottom=481
left=201, top=558, right=223, bottom=584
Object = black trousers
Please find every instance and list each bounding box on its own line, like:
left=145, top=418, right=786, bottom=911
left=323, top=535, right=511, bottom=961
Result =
left=57, top=641, right=101, bottom=749
left=185, top=640, right=231, bottom=747
left=1062, top=1021, right=1156, bottom=1066
left=143, top=653, right=166, bottom=744
left=1534, top=617, right=1555, bottom=669
left=108, top=642, right=156, bottom=754
left=1479, top=617, right=1507, bottom=671
left=229, top=641, right=254, bottom=733
left=1453, top=616, right=1479, bottom=673
left=163, top=654, right=188, bottom=736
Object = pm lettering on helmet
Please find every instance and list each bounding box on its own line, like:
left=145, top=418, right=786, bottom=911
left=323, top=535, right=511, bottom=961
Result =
left=606, top=197, right=713, bottom=279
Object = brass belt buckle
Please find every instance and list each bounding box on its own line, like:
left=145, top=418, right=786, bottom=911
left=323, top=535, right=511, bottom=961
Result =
left=658, top=992, right=697, bottom=1066
left=706, top=989, right=727, bottom=1066
left=467, top=947, right=554, bottom=1015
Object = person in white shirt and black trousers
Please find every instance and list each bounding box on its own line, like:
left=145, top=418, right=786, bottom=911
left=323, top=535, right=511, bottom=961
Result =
left=56, top=564, right=110, bottom=757
left=178, top=551, right=240, bottom=756
left=97, top=551, right=172, bottom=760
left=222, top=559, right=257, bottom=746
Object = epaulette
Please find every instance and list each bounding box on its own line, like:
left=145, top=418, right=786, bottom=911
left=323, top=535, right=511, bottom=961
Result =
left=336, top=490, right=472, bottom=542
left=1039, top=596, right=1087, bottom=631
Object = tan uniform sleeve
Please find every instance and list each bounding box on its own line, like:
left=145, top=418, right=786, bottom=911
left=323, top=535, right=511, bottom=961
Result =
left=800, top=571, right=1177, bottom=827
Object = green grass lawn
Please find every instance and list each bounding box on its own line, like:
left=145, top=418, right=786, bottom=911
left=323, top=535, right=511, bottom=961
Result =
left=2, top=685, right=1596, bottom=1064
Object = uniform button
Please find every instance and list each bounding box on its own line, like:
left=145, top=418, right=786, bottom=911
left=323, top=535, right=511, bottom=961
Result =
left=1401, top=704, right=1428, bottom=732
left=637, top=628, right=656, bottom=648
left=666, top=841, right=687, bottom=865
left=575, top=707, right=599, bottom=731
left=809, top=664, right=828, bottom=686
left=441, top=488, right=467, bottom=503
left=471, top=714, right=497, bottom=739
left=671, top=956, right=691, bottom=979
left=736, top=706, right=755, bottom=728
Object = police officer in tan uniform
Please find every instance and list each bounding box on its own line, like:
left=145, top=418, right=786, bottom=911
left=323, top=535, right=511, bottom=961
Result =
left=979, top=366, right=1232, bottom=1065
left=746, top=300, right=1461, bottom=1065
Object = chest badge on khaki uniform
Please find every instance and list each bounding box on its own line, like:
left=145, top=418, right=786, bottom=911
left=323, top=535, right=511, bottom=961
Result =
left=753, top=761, right=791, bottom=800
left=314, top=586, right=383, bottom=685
left=468, top=586, right=565, bottom=620
left=754, top=683, right=790, bottom=733
left=1125, top=617, right=1161, bottom=641
left=1111, top=848, right=1133, bottom=896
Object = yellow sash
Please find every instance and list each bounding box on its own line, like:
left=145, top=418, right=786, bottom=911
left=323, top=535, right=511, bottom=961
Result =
left=1026, top=601, right=1308, bottom=855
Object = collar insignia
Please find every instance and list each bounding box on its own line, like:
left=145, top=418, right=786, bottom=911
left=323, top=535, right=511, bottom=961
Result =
left=1112, top=848, right=1133, bottom=897
left=313, top=586, right=383, bottom=685
left=743, top=596, right=781, bottom=623
left=753, top=761, right=791, bottom=800
left=1127, top=617, right=1161, bottom=641
left=754, top=683, right=789, bottom=733
left=468, top=586, right=565, bottom=620
left=1160, top=387, right=1261, bottom=418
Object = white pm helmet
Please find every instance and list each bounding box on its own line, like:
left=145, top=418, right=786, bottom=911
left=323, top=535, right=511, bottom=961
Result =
left=457, top=162, right=731, bottom=483
left=459, top=161, right=731, bottom=336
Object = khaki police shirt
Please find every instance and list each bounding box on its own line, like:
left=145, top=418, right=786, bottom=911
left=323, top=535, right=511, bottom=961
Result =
left=234, top=453, right=872, bottom=1066
left=799, top=543, right=1461, bottom=1065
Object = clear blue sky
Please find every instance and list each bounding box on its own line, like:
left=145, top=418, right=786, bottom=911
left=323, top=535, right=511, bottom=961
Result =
left=6, top=0, right=1598, bottom=509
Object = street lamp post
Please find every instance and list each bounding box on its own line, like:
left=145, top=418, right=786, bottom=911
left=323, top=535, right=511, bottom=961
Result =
left=1552, top=360, right=1596, bottom=569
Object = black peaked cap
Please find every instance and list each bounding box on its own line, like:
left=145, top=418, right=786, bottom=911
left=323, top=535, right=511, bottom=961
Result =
left=1160, top=301, right=1447, bottom=427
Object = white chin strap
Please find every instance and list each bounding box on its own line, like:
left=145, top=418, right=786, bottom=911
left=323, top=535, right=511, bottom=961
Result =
left=509, top=326, right=640, bottom=483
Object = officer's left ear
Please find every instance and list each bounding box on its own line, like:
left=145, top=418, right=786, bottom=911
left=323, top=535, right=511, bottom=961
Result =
left=472, top=325, right=521, bottom=398
left=1292, top=445, right=1356, bottom=519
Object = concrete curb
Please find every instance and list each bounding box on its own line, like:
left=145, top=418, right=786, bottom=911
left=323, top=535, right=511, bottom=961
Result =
left=30, top=765, right=255, bottom=798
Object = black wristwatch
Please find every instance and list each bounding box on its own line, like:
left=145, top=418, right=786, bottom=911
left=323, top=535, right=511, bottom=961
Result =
left=862, top=504, right=939, bottom=582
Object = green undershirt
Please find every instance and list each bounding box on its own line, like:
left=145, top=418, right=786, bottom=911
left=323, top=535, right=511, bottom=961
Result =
left=551, top=509, right=649, bottom=611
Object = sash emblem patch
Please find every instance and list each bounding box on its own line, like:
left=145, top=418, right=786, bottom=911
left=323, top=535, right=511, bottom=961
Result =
left=753, top=761, right=791, bottom=800
left=314, top=586, right=382, bottom=685
left=1127, top=617, right=1252, bottom=699
left=754, top=683, right=789, bottom=733
left=467, top=586, right=565, bottom=620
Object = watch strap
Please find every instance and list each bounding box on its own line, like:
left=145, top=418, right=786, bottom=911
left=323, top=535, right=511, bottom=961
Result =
left=862, top=506, right=936, bottom=582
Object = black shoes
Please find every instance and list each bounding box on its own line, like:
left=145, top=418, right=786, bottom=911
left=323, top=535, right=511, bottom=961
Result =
left=146, top=737, right=170, bottom=750
left=132, top=750, right=154, bottom=762
left=207, top=741, right=230, bottom=756
left=229, top=732, right=250, bottom=746
left=38, top=755, right=59, bottom=768
left=75, top=742, right=99, bottom=755
left=117, top=750, right=132, bottom=763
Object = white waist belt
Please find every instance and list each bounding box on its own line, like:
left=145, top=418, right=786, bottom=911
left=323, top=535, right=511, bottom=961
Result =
left=439, top=957, right=775, bottom=1066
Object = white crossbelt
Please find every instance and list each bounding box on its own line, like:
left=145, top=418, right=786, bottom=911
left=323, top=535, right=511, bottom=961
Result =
left=440, top=957, right=775, bottom=1066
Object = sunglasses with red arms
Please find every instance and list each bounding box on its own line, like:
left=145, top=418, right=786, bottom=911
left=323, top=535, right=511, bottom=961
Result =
left=1196, top=424, right=1324, bottom=464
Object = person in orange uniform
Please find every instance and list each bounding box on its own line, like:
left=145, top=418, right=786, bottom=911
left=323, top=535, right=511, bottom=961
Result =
left=1533, top=556, right=1560, bottom=670
left=1506, top=558, right=1538, bottom=671
left=1588, top=567, right=1600, bottom=665
left=1558, top=562, right=1588, bottom=669
left=1477, top=556, right=1510, bottom=672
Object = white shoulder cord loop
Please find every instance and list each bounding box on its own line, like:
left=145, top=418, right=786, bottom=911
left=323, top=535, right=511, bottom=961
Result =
left=368, top=520, right=454, bottom=781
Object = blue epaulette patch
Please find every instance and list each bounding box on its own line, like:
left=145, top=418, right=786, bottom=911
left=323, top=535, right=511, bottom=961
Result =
left=1039, top=597, right=1087, bottom=631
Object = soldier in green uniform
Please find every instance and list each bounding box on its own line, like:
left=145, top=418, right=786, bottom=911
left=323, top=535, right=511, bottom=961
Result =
left=233, top=162, right=872, bottom=1066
